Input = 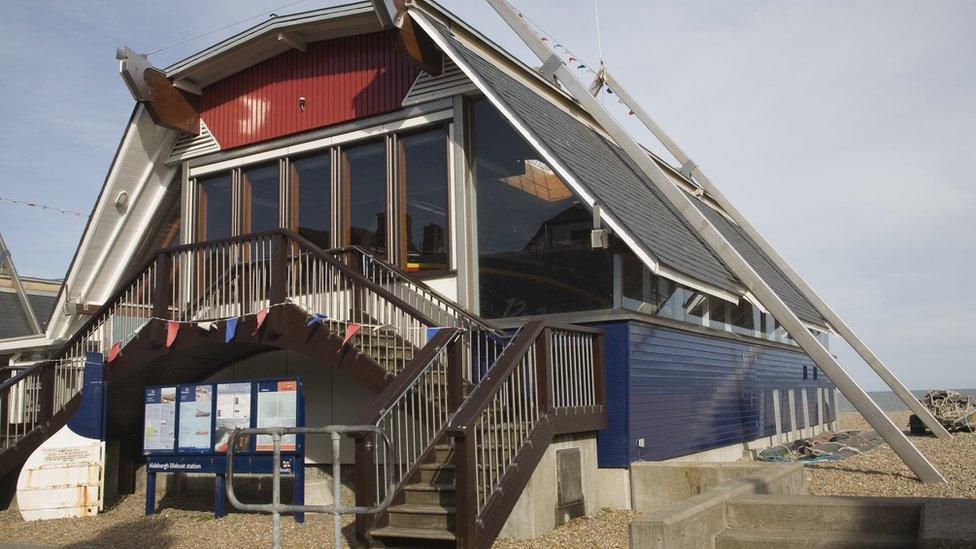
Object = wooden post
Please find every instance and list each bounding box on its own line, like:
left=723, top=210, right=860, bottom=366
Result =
left=534, top=328, right=552, bottom=415
left=453, top=432, right=478, bottom=548
left=447, top=335, right=466, bottom=411
left=354, top=434, right=377, bottom=538
left=150, top=254, right=172, bottom=346
left=592, top=332, right=606, bottom=412
left=38, top=363, right=55, bottom=421
left=270, top=233, right=288, bottom=306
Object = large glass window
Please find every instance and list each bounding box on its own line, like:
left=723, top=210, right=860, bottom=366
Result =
left=470, top=99, right=612, bottom=318
left=242, top=163, right=280, bottom=233
left=196, top=173, right=232, bottom=241
left=344, top=140, right=387, bottom=256
left=399, top=127, right=449, bottom=272
left=290, top=153, right=331, bottom=248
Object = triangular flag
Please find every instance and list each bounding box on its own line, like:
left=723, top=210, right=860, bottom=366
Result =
left=426, top=327, right=441, bottom=343
left=341, top=323, right=362, bottom=350
left=252, top=308, right=269, bottom=336
left=197, top=321, right=216, bottom=331
left=107, top=342, right=122, bottom=363
left=166, top=321, right=180, bottom=348
left=225, top=317, right=239, bottom=343
left=305, top=313, right=328, bottom=327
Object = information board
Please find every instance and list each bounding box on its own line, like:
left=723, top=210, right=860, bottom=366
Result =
left=214, top=382, right=252, bottom=453
left=256, top=380, right=298, bottom=451
left=177, top=384, right=214, bottom=453
left=143, top=386, right=177, bottom=453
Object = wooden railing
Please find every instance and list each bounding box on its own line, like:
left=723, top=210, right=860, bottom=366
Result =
left=0, top=230, right=445, bottom=459
left=448, top=322, right=605, bottom=548
left=330, top=246, right=509, bottom=384
left=354, top=327, right=463, bottom=525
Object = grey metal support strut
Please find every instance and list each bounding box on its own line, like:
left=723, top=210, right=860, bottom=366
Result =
left=595, top=68, right=951, bottom=441
left=445, top=0, right=946, bottom=483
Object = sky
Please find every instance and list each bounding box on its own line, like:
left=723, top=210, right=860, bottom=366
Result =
left=0, top=0, right=973, bottom=391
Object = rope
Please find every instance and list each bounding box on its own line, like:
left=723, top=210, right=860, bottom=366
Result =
left=145, top=0, right=318, bottom=56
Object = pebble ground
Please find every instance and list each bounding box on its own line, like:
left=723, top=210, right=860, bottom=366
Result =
left=1, top=411, right=970, bottom=547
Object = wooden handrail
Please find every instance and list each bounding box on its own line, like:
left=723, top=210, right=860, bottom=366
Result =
left=0, top=361, right=53, bottom=394
left=358, top=328, right=461, bottom=425
left=446, top=321, right=547, bottom=437
left=328, top=244, right=502, bottom=334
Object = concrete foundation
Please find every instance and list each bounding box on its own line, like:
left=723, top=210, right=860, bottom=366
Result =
left=498, top=432, right=602, bottom=539
left=628, top=463, right=805, bottom=549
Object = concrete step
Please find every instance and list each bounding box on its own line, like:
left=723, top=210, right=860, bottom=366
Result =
left=727, top=495, right=922, bottom=534
left=419, top=463, right=454, bottom=484
left=403, top=483, right=455, bottom=506
left=369, top=525, right=456, bottom=548
left=715, top=529, right=917, bottom=549
left=387, top=503, right=456, bottom=530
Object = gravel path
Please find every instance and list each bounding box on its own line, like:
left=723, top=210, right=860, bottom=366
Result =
left=492, top=509, right=643, bottom=549
left=1, top=411, right=968, bottom=548
left=806, top=411, right=976, bottom=499
left=0, top=493, right=357, bottom=548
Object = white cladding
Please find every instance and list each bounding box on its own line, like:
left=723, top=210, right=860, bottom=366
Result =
left=48, top=105, right=179, bottom=341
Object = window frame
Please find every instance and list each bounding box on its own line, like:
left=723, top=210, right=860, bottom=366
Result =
left=392, top=122, right=453, bottom=278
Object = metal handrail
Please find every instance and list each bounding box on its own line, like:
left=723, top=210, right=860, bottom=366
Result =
left=226, top=425, right=395, bottom=549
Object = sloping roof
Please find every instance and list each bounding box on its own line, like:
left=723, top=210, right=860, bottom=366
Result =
left=425, top=20, right=743, bottom=296
left=26, top=294, right=57, bottom=331
left=692, top=202, right=827, bottom=326
left=0, top=292, right=34, bottom=339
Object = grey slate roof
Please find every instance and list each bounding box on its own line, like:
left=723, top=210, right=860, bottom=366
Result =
left=435, top=25, right=742, bottom=295
left=431, top=21, right=830, bottom=328
left=27, top=294, right=57, bottom=330
left=0, top=292, right=34, bottom=339
left=692, top=201, right=827, bottom=326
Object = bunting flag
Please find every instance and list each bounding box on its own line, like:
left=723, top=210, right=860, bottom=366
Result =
left=426, top=327, right=441, bottom=343
left=252, top=308, right=269, bottom=335
left=107, top=342, right=122, bottom=363
left=166, top=320, right=180, bottom=348
left=197, top=321, right=217, bottom=331
left=305, top=313, right=328, bottom=327
left=341, top=323, right=362, bottom=350
left=225, top=317, right=239, bottom=343
left=372, top=323, right=394, bottom=333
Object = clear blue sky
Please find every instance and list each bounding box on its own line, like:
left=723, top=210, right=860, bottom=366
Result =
left=0, top=1, right=973, bottom=390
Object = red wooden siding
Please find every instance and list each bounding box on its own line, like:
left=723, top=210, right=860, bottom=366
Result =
left=200, top=31, right=421, bottom=150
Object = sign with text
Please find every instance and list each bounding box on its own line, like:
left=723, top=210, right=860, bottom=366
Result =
left=177, top=384, right=214, bottom=454
left=143, top=386, right=177, bottom=453
left=256, top=380, right=298, bottom=452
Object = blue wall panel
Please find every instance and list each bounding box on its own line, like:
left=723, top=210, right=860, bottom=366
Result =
left=592, top=320, right=835, bottom=466
left=591, top=322, right=631, bottom=468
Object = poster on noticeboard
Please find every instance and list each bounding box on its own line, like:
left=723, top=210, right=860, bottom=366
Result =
left=177, top=384, right=214, bottom=453
left=143, top=386, right=177, bottom=453
left=214, top=382, right=252, bottom=453
left=256, top=380, right=298, bottom=452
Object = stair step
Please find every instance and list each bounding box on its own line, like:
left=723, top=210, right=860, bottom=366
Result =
left=419, top=463, right=455, bottom=484
left=714, top=529, right=917, bottom=549
left=404, top=483, right=455, bottom=506
left=370, top=525, right=456, bottom=541
left=369, top=525, right=456, bottom=548
left=387, top=503, right=456, bottom=529
left=727, top=495, right=922, bottom=534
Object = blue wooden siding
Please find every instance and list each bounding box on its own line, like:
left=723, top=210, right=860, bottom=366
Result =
left=591, top=320, right=836, bottom=467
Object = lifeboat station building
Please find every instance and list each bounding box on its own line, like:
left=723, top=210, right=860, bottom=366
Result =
left=0, top=1, right=944, bottom=546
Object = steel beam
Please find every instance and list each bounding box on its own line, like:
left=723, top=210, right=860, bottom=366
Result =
left=600, top=49, right=951, bottom=441
left=477, top=0, right=946, bottom=483
left=0, top=233, right=43, bottom=335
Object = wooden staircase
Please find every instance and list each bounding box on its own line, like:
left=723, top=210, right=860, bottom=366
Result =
left=0, top=231, right=607, bottom=549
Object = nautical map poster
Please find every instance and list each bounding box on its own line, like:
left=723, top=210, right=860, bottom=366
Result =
left=256, top=380, right=298, bottom=451
left=214, top=382, right=252, bottom=453
left=143, top=386, right=176, bottom=452
left=177, top=384, right=213, bottom=453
